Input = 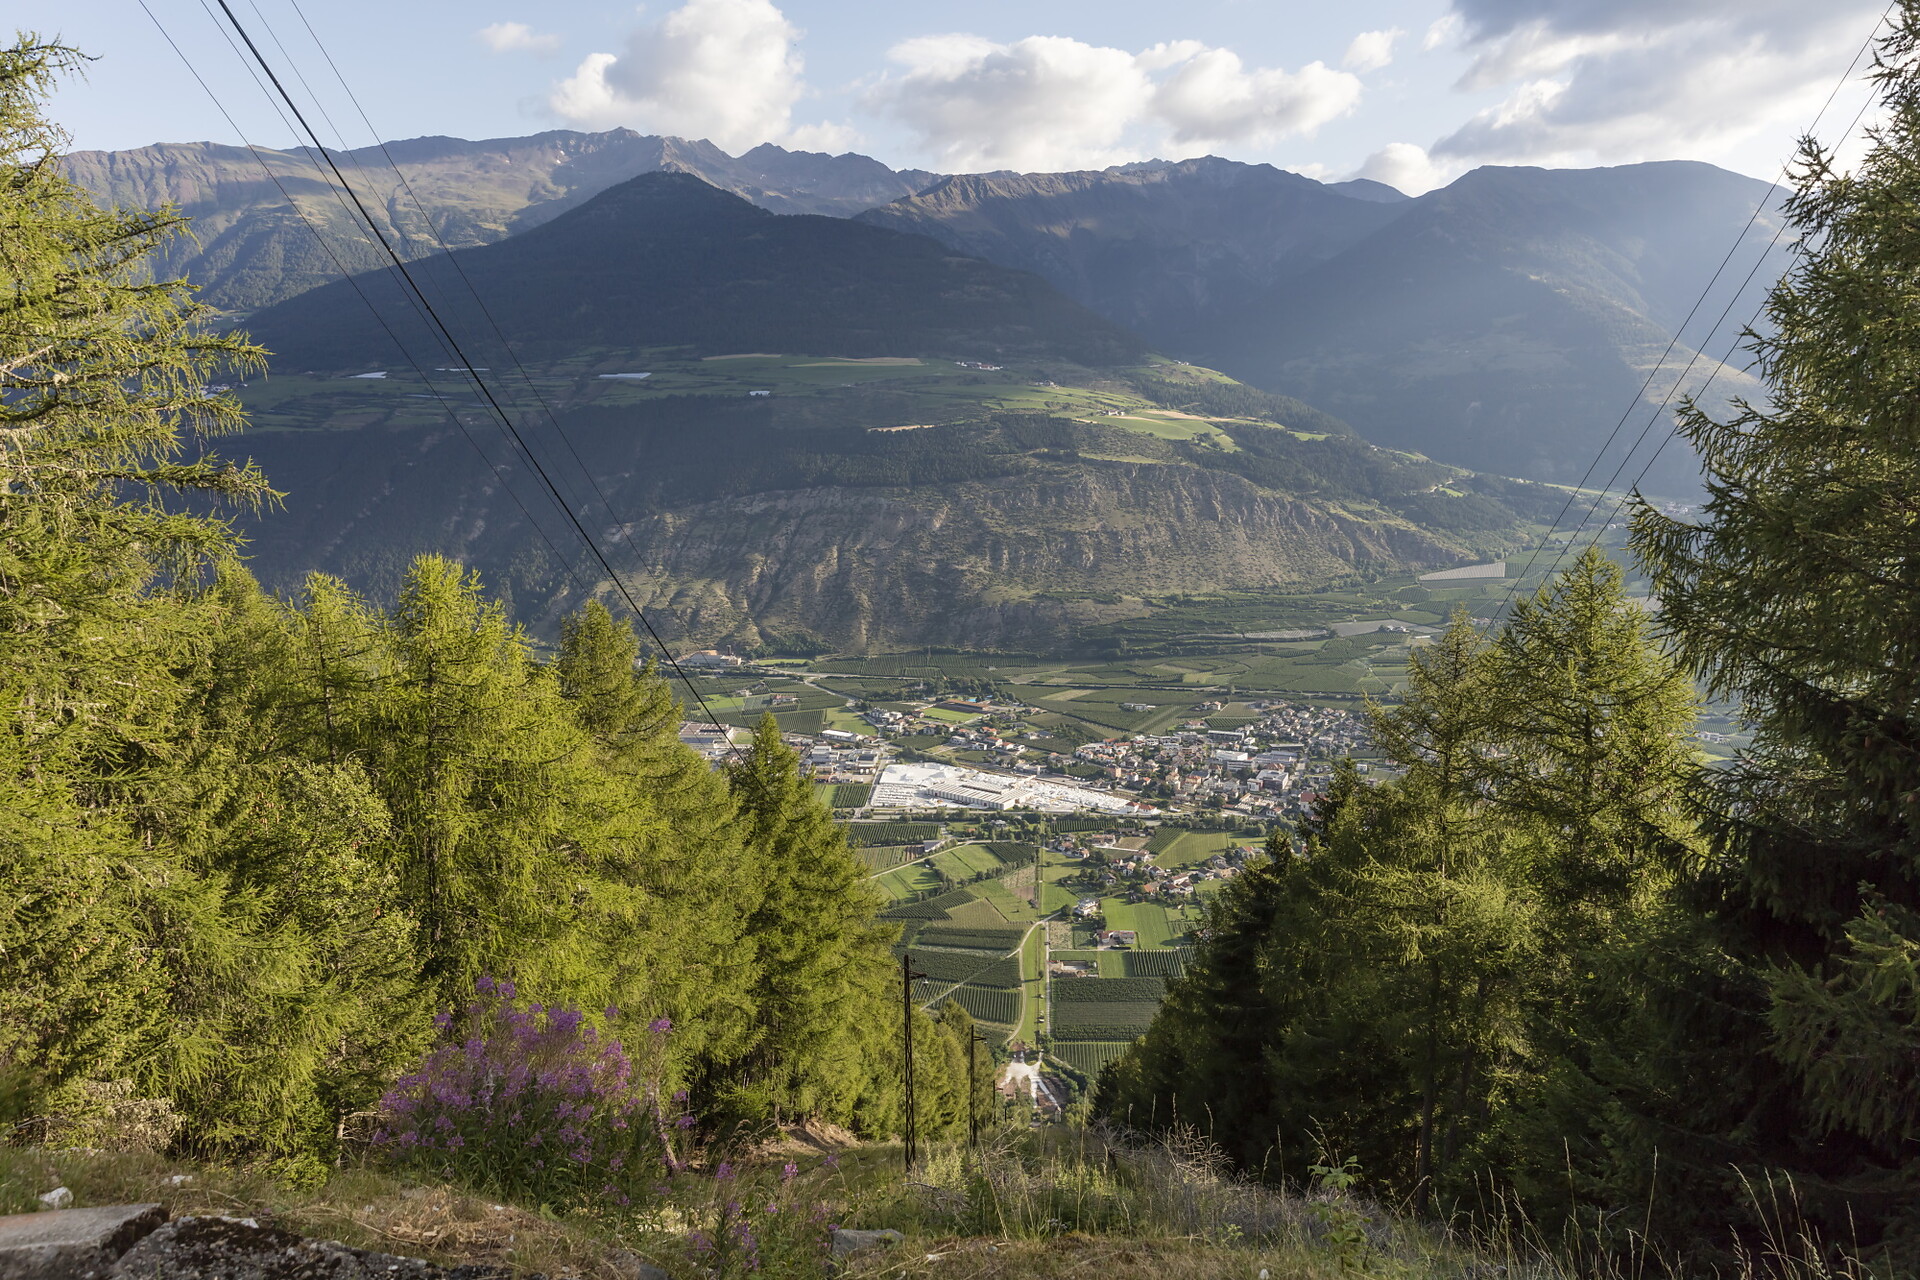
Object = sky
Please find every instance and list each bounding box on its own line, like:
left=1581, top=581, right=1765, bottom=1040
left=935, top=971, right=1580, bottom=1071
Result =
left=34, top=0, right=1891, bottom=194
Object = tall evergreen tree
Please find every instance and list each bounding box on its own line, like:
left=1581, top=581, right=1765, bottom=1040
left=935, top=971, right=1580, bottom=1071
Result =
left=727, top=714, right=895, bottom=1123
left=1099, top=560, right=1689, bottom=1214
left=555, top=602, right=761, bottom=1072
left=0, top=36, right=265, bottom=1113
left=1627, top=1, right=1920, bottom=1246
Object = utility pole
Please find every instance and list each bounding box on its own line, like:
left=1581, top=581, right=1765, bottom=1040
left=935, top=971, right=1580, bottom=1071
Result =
left=969, top=1029, right=990, bottom=1150
left=901, top=951, right=927, bottom=1172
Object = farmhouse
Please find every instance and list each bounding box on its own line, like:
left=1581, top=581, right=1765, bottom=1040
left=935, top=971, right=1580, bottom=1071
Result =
left=1096, top=929, right=1138, bottom=949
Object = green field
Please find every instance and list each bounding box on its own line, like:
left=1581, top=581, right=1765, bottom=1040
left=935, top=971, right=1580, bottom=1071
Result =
left=1154, top=829, right=1247, bottom=868
left=830, top=783, right=873, bottom=808
left=942, top=896, right=1014, bottom=928
left=1123, top=950, right=1189, bottom=978
left=853, top=845, right=912, bottom=872
left=912, top=950, right=1022, bottom=988
left=1099, top=899, right=1198, bottom=949
left=941, top=984, right=1020, bottom=1026
left=1052, top=1041, right=1133, bottom=1076
left=872, top=861, right=943, bottom=901
left=1051, top=977, right=1168, bottom=1003
left=929, top=843, right=1005, bottom=879
left=845, top=822, right=941, bottom=847
left=972, top=876, right=1041, bottom=923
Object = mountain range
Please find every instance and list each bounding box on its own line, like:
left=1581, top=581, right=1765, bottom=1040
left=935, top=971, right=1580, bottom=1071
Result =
left=242, top=172, right=1140, bottom=370
left=214, top=172, right=1553, bottom=648
left=71, top=131, right=1786, bottom=493
left=64, top=129, right=940, bottom=313
left=861, top=157, right=1785, bottom=492
left=64, top=127, right=1790, bottom=643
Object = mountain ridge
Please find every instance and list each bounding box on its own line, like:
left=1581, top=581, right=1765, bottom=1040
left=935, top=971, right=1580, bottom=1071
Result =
left=241, top=171, right=1144, bottom=368
left=63, top=128, right=946, bottom=312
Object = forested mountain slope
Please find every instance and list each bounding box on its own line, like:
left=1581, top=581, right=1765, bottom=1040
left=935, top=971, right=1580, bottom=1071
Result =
left=241, top=171, right=1140, bottom=368
left=855, top=157, right=1408, bottom=345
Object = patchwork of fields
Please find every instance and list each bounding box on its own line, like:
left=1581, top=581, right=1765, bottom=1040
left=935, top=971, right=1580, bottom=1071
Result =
left=870, top=828, right=1215, bottom=1067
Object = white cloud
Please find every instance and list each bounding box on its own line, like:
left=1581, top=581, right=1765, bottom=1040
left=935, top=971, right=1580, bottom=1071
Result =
left=869, top=35, right=1148, bottom=171
left=548, top=0, right=807, bottom=151
left=477, top=21, right=561, bottom=56
left=1433, top=0, right=1887, bottom=170
left=1155, top=51, right=1361, bottom=145
left=867, top=34, right=1361, bottom=172
left=1343, top=28, right=1403, bottom=73
left=1423, top=14, right=1462, bottom=52
left=1352, top=142, right=1459, bottom=195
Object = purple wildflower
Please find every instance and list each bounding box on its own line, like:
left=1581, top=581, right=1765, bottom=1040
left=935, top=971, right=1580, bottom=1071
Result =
left=648, top=1016, right=672, bottom=1034
left=781, top=1161, right=798, bottom=1182
left=715, top=1161, right=735, bottom=1181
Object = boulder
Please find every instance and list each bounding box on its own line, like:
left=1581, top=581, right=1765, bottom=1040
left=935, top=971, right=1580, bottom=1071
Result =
left=606, top=1252, right=675, bottom=1280
left=0, top=1203, right=166, bottom=1280
left=108, top=1215, right=522, bottom=1279
left=827, top=1227, right=905, bottom=1261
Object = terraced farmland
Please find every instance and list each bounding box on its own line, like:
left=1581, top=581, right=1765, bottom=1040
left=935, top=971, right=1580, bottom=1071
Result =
left=1052, top=1042, right=1133, bottom=1077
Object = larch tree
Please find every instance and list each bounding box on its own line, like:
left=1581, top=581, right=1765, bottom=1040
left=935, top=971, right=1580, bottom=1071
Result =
left=1629, top=0, right=1920, bottom=1246
left=0, top=36, right=265, bottom=1115
left=727, top=714, right=895, bottom=1124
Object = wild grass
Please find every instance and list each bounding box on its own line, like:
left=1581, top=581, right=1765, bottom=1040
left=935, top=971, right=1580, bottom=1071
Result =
left=0, top=1126, right=1892, bottom=1280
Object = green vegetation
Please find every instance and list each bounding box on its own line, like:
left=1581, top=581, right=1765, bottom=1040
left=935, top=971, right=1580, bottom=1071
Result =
left=830, top=782, right=873, bottom=808
left=1053, top=978, right=1169, bottom=1003
left=845, top=821, right=942, bottom=846
left=0, top=44, right=974, bottom=1172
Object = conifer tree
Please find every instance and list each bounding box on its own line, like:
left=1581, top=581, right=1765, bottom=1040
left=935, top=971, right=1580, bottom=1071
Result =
left=1627, top=0, right=1920, bottom=1242
left=727, top=714, right=894, bottom=1122
left=0, top=36, right=265, bottom=1113
left=555, top=601, right=760, bottom=1071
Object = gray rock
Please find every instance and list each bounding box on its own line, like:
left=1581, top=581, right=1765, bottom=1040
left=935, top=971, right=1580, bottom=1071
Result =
left=108, top=1215, right=524, bottom=1279
left=606, top=1251, right=674, bottom=1280
left=32, top=1190, right=69, bottom=1212
left=0, top=1203, right=167, bottom=1280
left=827, top=1228, right=904, bottom=1260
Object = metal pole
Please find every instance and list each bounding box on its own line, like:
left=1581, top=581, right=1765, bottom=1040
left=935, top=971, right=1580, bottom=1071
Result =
left=902, top=950, right=915, bottom=1171
left=968, top=1028, right=978, bottom=1149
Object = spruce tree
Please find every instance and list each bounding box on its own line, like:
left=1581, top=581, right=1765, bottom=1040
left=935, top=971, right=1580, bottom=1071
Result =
left=1627, top=0, right=1920, bottom=1243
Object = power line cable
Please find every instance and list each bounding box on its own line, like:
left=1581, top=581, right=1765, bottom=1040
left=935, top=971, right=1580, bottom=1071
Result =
left=202, top=0, right=742, bottom=750
left=1480, top=1, right=1894, bottom=627
left=187, top=0, right=601, bottom=537
left=1497, top=22, right=1894, bottom=615
left=137, top=0, right=595, bottom=604
left=272, top=0, right=678, bottom=645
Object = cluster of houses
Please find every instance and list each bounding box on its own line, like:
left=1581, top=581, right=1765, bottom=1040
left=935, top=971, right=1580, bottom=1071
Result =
left=1069, top=844, right=1246, bottom=914
left=1038, top=700, right=1370, bottom=818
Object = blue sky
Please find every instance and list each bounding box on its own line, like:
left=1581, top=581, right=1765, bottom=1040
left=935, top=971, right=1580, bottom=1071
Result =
left=39, top=0, right=1887, bottom=193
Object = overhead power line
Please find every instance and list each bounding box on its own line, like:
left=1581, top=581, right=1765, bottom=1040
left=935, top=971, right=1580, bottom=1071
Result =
left=1482, top=1, right=1896, bottom=627
left=186, top=0, right=743, bottom=753
left=139, top=0, right=595, bottom=603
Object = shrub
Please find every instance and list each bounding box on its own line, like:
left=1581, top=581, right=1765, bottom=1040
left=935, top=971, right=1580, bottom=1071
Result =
left=372, top=977, right=679, bottom=1209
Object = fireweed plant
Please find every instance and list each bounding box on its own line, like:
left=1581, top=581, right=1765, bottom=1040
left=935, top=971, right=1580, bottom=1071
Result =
left=682, top=1156, right=837, bottom=1278
left=372, top=977, right=684, bottom=1207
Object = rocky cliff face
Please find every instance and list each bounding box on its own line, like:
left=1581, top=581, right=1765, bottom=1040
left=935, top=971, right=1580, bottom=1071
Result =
left=232, top=421, right=1467, bottom=651
left=617, top=463, right=1455, bottom=649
